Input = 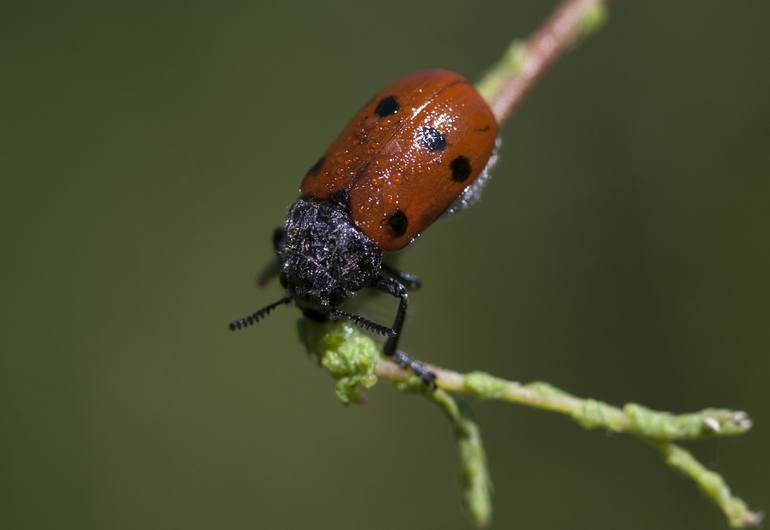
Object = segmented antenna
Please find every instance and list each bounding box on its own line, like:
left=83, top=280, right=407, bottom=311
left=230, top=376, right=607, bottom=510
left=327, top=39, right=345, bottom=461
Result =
left=228, top=296, right=292, bottom=331
left=332, top=310, right=396, bottom=337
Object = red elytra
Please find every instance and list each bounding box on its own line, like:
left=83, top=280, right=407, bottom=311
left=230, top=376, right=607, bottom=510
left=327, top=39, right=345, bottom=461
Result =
left=301, top=69, right=498, bottom=251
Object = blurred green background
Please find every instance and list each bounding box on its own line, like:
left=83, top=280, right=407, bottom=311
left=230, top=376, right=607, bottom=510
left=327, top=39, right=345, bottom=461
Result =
left=3, top=1, right=769, bottom=529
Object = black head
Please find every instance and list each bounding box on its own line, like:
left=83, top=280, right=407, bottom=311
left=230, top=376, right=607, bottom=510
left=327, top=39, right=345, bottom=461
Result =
left=279, top=197, right=382, bottom=312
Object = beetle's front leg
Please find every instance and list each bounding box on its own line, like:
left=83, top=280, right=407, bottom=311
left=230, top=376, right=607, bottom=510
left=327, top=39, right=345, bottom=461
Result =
left=374, top=276, right=436, bottom=387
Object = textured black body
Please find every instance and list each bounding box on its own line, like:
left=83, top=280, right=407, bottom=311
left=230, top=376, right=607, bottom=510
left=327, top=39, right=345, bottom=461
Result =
left=280, top=198, right=382, bottom=312
left=228, top=196, right=437, bottom=385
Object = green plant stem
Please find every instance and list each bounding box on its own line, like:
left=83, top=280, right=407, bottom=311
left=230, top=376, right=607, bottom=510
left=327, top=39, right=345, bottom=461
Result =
left=400, top=381, right=493, bottom=527
left=300, top=320, right=762, bottom=528
left=652, top=442, right=763, bottom=528
left=377, top=357, right=761, bottom=527
left=377, top=360, right=752, bottom=441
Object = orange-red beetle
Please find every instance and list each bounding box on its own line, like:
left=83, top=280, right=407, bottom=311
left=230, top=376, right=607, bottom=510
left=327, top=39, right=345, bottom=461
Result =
left=229, top=69, right=499, bottom=384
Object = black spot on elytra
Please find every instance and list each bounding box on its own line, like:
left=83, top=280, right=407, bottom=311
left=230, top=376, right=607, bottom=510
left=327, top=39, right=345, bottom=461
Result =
left=450, top=156, right=472, bottom=182
left=417, top=126, right=447, bottom=152
left=387, top=209, right=408, bottom=236
left=328, top=190, right=350, bottom=211
left=375, top=95, right=399, bottom=117
left=307, top=155, right=325, bottom=175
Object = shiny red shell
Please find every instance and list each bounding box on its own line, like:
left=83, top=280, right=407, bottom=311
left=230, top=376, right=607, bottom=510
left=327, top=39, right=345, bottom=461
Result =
left=301, top=69, right=498, bottom=252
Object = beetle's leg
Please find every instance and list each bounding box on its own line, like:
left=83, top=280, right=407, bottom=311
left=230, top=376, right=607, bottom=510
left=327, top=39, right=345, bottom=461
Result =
left=331, top=309, right=396, bottom=338
left=256, top=261, right=279, bottom=287
left=382, top=263, right=422, bottom=290
left=374, top=276, right=436, bottom=387
left=272, top=227, right=286, bottom=252
left=256, top=228, right=286, bottom=287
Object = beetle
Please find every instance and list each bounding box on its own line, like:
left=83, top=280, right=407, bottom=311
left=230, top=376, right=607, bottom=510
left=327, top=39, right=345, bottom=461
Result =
left=228, top=69, right=499, bottom=385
